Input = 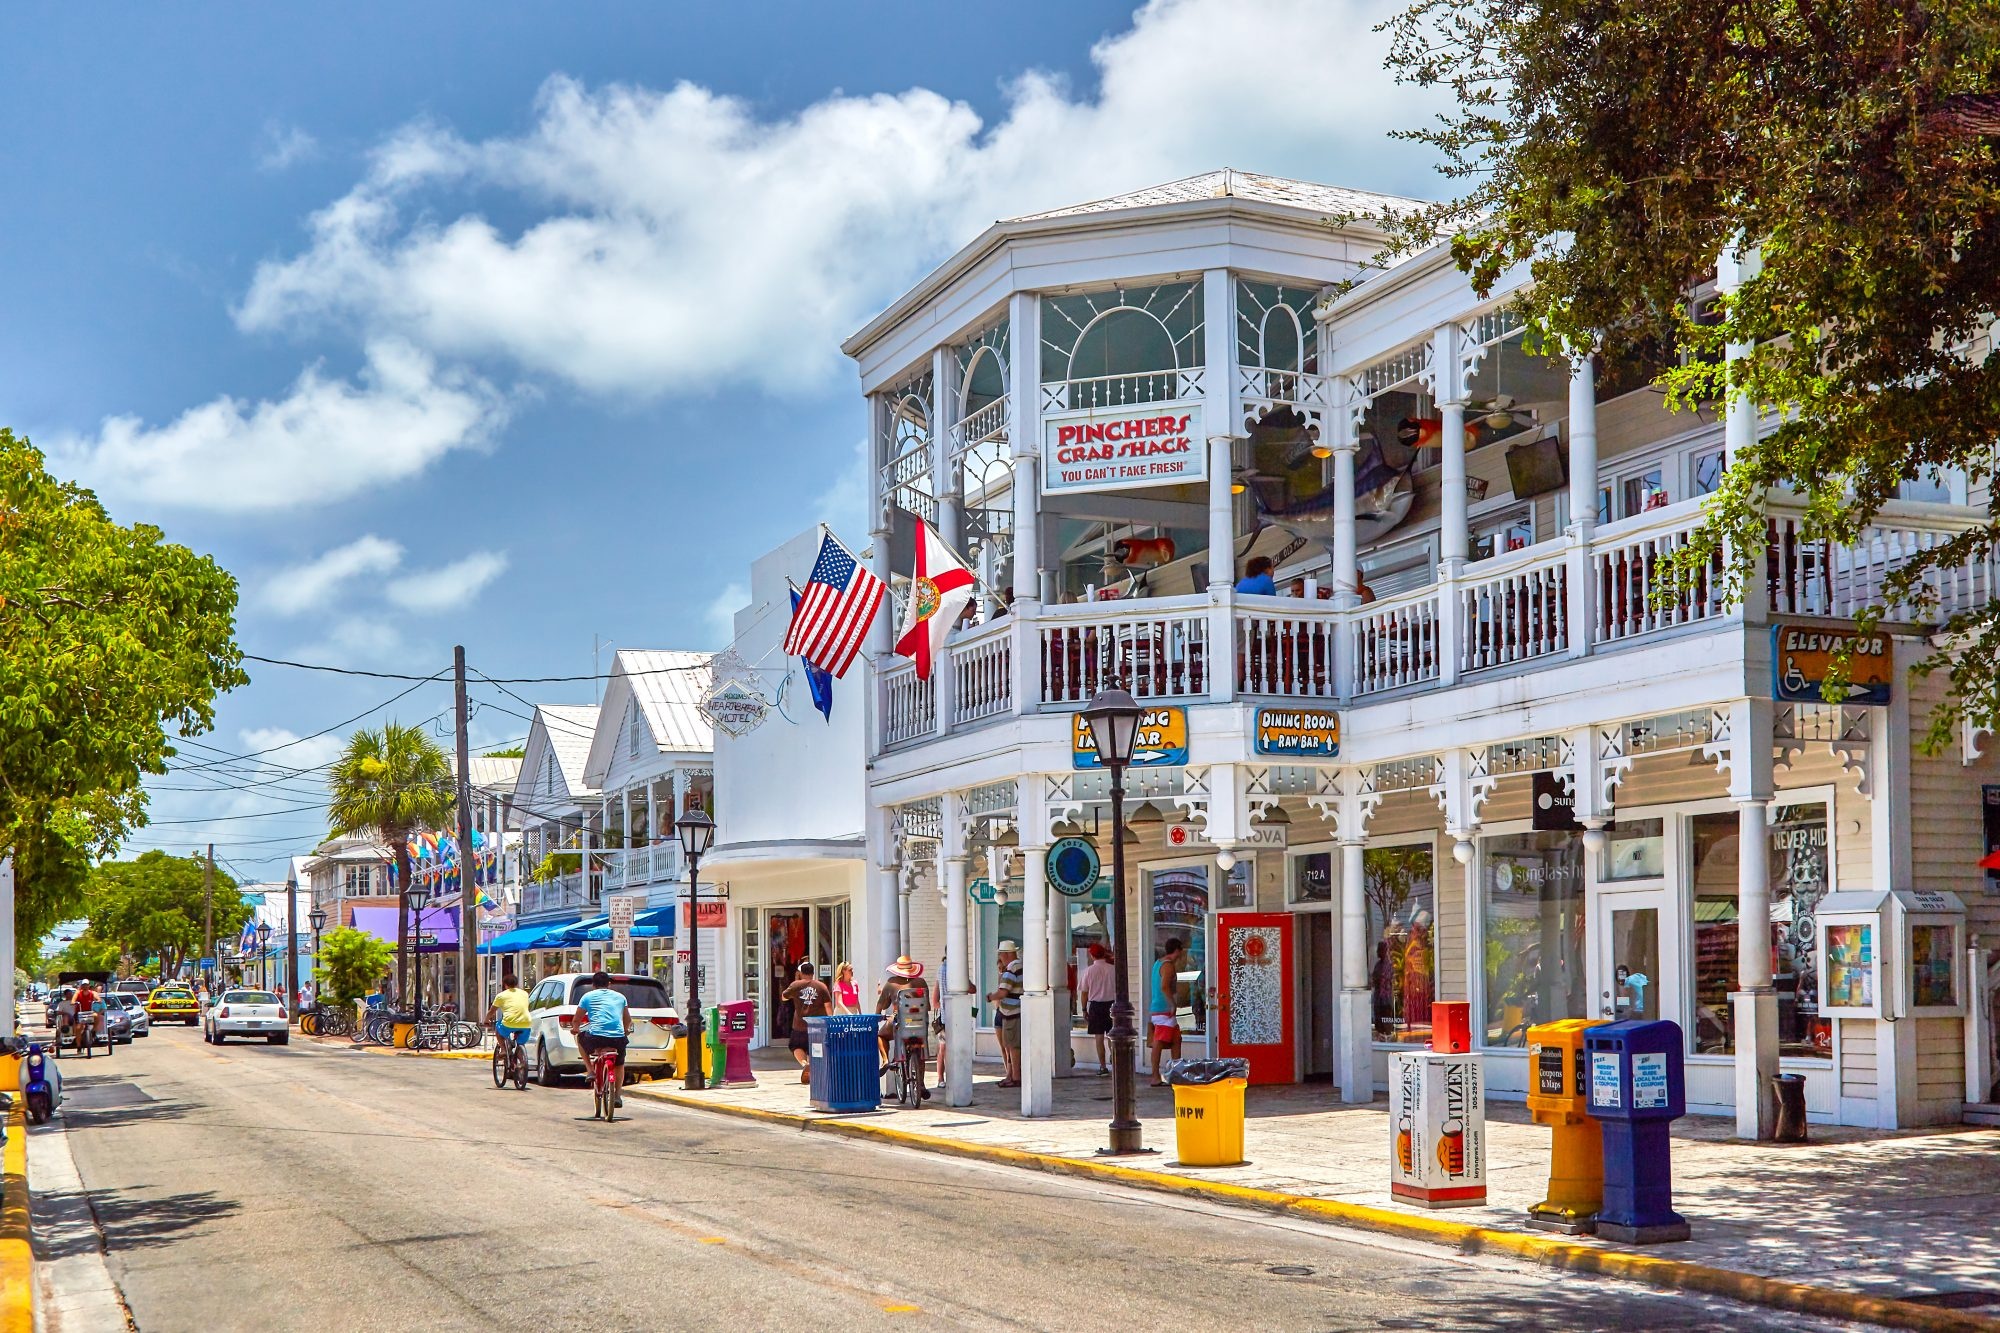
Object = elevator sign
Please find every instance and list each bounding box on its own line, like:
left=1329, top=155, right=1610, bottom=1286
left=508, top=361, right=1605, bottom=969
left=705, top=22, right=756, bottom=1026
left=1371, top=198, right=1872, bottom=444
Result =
left=1043, top=405, right=1206, bottom=496
left=1772, top=624, right=1891, bottom=704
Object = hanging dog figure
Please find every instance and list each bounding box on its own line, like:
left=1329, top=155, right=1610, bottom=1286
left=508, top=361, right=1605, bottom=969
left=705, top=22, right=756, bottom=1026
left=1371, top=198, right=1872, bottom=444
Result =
left=1099, top=534, right=1177, bottom=595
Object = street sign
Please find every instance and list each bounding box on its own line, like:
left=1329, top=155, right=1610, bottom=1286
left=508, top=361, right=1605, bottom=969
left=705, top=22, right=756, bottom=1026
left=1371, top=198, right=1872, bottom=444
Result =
left=609, top=894, right=639, bottom=951
left=198, top=957, right=214, bottom=970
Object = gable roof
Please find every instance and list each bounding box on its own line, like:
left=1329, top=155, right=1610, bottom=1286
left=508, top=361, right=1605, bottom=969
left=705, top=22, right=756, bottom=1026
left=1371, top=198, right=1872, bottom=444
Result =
left=454, top=754, right=523, bottom=793
left=582, top=651, right=713, bottom=785
left=1006, top=169, right=1424, bottom=225
left=514, top=703, right=601, bottom=816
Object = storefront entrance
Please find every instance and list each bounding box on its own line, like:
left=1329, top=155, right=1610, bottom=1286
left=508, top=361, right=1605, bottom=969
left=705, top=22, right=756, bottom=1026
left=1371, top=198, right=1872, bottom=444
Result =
left=753, top=902, right=852, bottom=1041
left=1216, top=912, right=1295, bottom=1085
left=1590, top=885, right=1679, bottom=1025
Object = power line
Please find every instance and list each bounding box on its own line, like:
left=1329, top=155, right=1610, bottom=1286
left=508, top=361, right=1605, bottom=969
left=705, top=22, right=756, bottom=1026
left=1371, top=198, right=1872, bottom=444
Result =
left=171, top=674, right=449, bottom=773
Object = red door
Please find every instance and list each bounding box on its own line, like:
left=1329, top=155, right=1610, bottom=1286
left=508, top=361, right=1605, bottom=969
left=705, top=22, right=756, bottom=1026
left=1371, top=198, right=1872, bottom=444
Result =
left=1215, top=912, right=1296, bottom=1085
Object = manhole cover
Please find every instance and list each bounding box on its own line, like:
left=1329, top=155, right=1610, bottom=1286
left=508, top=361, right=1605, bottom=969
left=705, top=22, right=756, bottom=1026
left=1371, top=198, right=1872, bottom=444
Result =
left=1266, top=1265, right=1315, bottom=1277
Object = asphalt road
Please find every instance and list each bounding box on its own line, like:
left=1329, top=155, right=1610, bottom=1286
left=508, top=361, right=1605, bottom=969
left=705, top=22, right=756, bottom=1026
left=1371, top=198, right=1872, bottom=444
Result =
left=35, top=1022, right=1871, bottom=1333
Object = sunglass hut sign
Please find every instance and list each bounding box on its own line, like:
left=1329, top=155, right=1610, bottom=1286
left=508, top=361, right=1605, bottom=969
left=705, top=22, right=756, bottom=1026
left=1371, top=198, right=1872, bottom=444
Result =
left=1044, top=406, right=1206, bottom=496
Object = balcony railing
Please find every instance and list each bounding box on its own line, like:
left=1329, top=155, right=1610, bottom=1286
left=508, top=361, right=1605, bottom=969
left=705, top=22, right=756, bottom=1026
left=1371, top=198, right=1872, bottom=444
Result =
left=521, top=870, right=592, bottom=918
left=599, top=844, right=683, bottom=893
left=870, top=495, right=1995, bottom=753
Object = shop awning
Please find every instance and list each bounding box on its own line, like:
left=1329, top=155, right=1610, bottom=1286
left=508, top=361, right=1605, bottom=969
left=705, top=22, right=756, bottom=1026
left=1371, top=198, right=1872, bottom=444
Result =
left=476, top=922, right=572, bottom=955
left=349, top=906, right=460, bottom=953
left=580, top=906, right=677, bottom=941
left=555, top=915, right=609, bottom=944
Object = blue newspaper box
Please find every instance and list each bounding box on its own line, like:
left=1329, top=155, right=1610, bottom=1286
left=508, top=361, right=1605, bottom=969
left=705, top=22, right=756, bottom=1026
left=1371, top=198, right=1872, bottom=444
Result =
left=1584, top=1019, right=1690, bottom=1243
left=807, top=1014, right=883, bottom=1113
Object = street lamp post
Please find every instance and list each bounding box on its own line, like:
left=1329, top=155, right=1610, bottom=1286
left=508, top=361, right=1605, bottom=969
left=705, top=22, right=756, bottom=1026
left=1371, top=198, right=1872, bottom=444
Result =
left=308, top=908, right=327, bottom=1010
left=406, top=884, right=432, bottom=1012
left=1082, top=686, right=1146, bottom=1156
left=257, top=923, right=272, bottom=991
left=677, top=803, right=716, bottom=1092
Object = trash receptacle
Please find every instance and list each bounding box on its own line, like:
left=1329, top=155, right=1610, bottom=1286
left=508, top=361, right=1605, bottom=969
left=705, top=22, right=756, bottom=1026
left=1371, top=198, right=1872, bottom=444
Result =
left=1773, top=1073, right=1809, bottom=1143
left=808, top=1014, right=883, bottom=1112
left=669, top=1024, right=714, bottom=1082
left=1165, top=1058, right=1249, bottom=1167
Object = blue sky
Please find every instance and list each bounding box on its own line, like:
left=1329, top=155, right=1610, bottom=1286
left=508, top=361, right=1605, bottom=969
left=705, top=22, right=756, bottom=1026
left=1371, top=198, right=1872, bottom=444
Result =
left=0, top=0, right=1444, bottom=880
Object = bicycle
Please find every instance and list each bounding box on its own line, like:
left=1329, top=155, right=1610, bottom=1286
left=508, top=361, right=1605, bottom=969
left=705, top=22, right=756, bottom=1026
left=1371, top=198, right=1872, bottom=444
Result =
left=491, top=1025, right=528, bottom=1090
left=879, top=1025, right=931, bottom=1108
left=586, top=1045, right=621, bottom=1121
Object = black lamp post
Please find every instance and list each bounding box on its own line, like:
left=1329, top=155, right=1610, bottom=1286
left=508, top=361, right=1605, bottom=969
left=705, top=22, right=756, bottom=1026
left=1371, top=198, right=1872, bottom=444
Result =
left=677, top=802, right=716, bottom=1091
left=406, top=883, right=432, bottom=1011
left=257, top=923, right=272, bottom=991
left=308, top=908, right=327, bottom=1006
left=1082, top=686, right=1146, bottom=1155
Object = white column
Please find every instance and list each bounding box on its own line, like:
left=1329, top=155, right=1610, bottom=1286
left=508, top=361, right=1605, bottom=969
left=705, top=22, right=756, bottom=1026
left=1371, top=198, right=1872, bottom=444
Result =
left=1873, top=643, right=1916, bottom=1129
left=1338, top=836, right=1372, bottom=1103
left=1203, top=267, right=1238, bottom=593
left=941, top=798, right=975, bottom=1105
left=1718, top=241, right=1759, bottom=463
left=867, top=393, right=895, bottom=758
left=867, top=801, right=901, bottom=990
left=1565, top=352, right=1599, bottom=657
left=1207, top=433, right=1236, bottom=592
left=1726, top=697, right=1779, bottom=1139
left=1020, top=809, right=1054, bottom=1115
left=646, top=782, right=658, bottom=883
left=1435, top=325, right=1470, bottom=571
left=1332, top=442, right=1359, bottom=605
left=1007, top=291, right=1042, bottom=716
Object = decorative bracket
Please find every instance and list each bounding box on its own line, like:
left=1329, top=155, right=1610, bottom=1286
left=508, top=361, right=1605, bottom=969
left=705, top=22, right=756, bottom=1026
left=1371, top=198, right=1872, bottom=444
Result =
left=1430, top=748, right=1496, bottom=839
left=1306, top=767, right=1382, bottom=843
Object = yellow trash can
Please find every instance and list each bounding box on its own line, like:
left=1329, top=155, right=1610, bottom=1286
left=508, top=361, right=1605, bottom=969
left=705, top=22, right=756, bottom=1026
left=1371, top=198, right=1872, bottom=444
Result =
left=392, top=1021, right=416, bottom=1049
left=670, top=1033, right=715, bottom=1080
left=1172, top=1077, right=1248, bottom=1167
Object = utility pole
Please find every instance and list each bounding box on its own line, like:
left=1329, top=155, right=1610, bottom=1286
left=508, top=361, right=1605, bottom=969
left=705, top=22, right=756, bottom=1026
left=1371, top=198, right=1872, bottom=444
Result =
left=454, top=645, right=479, bottom=1021
left=285, top=860, right=300, bottom=1013
left=202, top=843, right=215, bottom=987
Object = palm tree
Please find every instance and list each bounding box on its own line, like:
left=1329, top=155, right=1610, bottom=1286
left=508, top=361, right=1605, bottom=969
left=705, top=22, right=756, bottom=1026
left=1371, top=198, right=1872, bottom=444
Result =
left=326, top=722, right=455, bottom=1006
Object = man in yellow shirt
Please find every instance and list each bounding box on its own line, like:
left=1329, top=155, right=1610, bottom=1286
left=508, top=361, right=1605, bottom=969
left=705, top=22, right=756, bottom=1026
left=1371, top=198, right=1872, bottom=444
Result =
left=487, top=973, right=533, bottom=1064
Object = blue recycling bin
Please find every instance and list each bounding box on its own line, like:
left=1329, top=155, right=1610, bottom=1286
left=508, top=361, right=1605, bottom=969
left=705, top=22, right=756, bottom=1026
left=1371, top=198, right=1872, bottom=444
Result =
left=807, top=1014, right=883, bottom=1112
left=1584, top=1019, right=1690, bottom=1243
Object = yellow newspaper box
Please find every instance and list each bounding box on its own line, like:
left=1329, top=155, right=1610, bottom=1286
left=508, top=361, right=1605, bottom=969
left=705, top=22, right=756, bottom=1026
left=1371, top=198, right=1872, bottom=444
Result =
left=1525, top=1018, right=1607, bottom=1233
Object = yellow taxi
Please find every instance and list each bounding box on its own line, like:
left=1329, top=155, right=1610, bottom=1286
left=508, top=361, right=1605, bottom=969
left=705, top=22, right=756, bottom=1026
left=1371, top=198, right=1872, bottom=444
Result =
left=146, top=985, right=201, bottom=1025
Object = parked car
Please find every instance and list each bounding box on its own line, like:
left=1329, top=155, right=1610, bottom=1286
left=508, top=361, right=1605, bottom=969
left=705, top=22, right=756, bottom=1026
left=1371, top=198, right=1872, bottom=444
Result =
left=146, top=985, right=201, bottom=1025
left=523, top=973, right=678, bottom=1086
left=204, top=989, right=290, bottom=1045
left=109, top=993, right=151, bottom=1037
left=113, top=979, right=153, bottom=998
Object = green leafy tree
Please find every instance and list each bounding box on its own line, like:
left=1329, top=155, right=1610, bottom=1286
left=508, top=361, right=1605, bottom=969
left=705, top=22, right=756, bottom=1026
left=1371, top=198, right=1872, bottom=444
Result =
left=0, top=429, right=246, bottom=933
left=80, top=851, right=249, bottom=980
left=481, top=746, right=525, bottom=759
left=44, top=933, right=120, bottom=980
left=1379, top=1, right=2000, bottom=744
left=313, top=926, right=395, bottom=1005
left=325, top=723, right=454, bottom=1001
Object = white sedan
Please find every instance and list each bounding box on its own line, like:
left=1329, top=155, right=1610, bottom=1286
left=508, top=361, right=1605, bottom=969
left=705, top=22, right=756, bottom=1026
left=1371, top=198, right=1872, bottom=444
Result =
left=109, top=993, right=151, bottom=1037
left=204, top=989, right=291, bottom=1045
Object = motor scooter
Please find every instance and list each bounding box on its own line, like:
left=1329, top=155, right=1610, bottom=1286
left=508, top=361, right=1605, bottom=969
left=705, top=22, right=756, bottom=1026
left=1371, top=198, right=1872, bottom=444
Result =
left=20, top=1043, right=59, bottom=1124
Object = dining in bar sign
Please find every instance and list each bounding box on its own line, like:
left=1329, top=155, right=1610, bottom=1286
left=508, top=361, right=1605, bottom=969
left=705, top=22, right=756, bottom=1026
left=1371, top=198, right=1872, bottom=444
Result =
left=1043, top=404, right=1206, bottom=496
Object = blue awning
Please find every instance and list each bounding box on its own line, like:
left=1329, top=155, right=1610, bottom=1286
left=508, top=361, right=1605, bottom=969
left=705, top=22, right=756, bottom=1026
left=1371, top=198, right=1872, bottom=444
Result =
left=555, top=915, right=609, bottom=944
left=477, top=921, right=580, bottom=955
left=581, top=906, right=677, bottom=941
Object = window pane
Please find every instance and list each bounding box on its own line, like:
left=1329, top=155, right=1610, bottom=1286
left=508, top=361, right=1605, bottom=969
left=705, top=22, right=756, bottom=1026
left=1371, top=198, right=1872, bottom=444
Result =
left=1693, top=448, right=1724, bottom=497
left=1690, top=802, right=1833, bottom=1058
left=1481, top=831, right=1587, bottom=1046
left=1366, top=845, right=1435, bottom=1043
left=1689, top=811, right=1739, bottom=1053
left=1150, top=868, right=1209, bottom=1035
left=1292, top=852, right=1333, bottom=904
left=1910, top=925, right=1956, bottom=1007
left=1601, top=818, right=1665, bottom=881
left=978, top=899, right=1025, bottom=1028
left=1066, top=900, right=1110, bottom=1030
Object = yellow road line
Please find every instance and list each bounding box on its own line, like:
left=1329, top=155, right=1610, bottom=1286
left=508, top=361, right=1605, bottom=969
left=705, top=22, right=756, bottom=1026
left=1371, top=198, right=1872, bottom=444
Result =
left=627, top=1086, right=2000, bottom=1333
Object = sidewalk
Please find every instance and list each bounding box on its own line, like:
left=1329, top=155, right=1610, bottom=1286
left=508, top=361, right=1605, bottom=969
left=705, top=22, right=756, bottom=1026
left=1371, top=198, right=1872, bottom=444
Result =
left=633, top=1050, right=2000, bottom=1326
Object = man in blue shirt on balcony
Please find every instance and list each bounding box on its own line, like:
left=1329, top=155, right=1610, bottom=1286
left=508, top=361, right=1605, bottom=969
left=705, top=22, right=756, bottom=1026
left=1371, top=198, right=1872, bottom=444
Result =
left=1235, top=556, right=1277, bottom=595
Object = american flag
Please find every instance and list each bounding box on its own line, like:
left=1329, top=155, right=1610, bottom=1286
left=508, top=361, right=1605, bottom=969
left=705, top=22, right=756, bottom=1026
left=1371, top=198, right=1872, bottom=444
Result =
left=782, top=528, right=885, bottom=678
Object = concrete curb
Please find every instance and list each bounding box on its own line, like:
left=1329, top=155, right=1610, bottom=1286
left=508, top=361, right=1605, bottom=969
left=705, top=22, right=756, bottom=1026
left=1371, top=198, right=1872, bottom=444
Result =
left=629, top=1086, right=2000, bottom=1333
left=2, top=1102, right=33, bottom=1333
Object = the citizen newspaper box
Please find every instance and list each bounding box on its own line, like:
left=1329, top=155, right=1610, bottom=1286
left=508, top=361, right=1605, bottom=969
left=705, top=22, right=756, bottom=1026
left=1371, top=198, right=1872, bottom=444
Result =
left=1389, top=1001, right=1486, bottom=1208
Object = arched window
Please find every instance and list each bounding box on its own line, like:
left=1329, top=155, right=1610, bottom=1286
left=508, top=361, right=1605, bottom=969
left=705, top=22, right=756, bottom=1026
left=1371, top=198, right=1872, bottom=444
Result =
left=1260, top=304, right=1303, bottom=373
left=960, top=345, right=1006, bottom=418
left=1068, top=307, right=1178, bottom=381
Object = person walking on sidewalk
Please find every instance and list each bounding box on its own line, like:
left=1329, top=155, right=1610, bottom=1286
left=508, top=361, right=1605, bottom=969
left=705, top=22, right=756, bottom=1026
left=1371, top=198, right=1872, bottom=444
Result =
left=1148, top=939, right=1186, bottom=1086
left=832, top=962, right=860, bottom=1015
left=988, top=941, right=1023, bottom=1088
left=781, top=962, right=833, bottom=1084
left=1079, top=944, right=1116, bottom=1074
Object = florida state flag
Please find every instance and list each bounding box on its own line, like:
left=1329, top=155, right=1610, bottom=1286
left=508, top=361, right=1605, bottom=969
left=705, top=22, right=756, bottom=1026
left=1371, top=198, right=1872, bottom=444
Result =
left=893, top=520, right=976, bottom=680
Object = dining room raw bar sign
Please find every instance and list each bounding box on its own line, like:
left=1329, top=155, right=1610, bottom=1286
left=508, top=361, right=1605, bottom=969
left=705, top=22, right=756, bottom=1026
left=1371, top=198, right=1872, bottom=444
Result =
left=1043, top=405, right=1205, bottom=496
left=1253, top=708, right=1340, bottom=758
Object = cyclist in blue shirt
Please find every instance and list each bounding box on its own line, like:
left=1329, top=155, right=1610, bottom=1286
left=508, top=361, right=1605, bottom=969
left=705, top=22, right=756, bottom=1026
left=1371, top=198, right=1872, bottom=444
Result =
left=574, top=971, right=632, bottom=1107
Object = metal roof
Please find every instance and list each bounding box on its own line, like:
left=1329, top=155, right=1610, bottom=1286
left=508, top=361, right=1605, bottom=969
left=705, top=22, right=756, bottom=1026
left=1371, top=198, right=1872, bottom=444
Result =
left=1006, top=169, right=1424, bottom=224
left=615, top=650, right=714, bottom=754
left=539, top=704, right=603, bottom=798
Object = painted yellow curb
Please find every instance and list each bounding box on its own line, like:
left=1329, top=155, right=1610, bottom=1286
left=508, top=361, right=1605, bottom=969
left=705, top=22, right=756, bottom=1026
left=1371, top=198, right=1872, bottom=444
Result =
left=355, top=1045, right=490, bottom=1061
left=630, top=1087, right=2000, bottom=1333
left=1, top=1102, right=33, bottom=1333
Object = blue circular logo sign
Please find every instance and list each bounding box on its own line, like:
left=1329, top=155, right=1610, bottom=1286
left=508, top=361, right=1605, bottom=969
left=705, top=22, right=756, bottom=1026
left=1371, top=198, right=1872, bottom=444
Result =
left=1046, top=837, right=1101, bottom=898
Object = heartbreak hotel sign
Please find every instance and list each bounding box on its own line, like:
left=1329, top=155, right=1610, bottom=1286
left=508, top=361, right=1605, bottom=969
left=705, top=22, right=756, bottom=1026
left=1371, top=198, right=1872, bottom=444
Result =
left=1043, top=404, right=1205, bottom=496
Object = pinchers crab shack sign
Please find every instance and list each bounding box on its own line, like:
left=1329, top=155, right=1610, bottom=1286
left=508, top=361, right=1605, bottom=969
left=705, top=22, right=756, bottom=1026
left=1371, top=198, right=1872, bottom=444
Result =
left=1043, top=405, right=1205, bottom=496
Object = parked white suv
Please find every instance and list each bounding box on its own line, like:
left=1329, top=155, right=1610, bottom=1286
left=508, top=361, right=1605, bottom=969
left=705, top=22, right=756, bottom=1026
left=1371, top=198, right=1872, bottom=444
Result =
left=524, top=973, right=678, bottom=1085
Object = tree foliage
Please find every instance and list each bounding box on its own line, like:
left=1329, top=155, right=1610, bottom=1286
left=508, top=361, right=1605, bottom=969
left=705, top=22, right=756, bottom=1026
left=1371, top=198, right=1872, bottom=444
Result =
left=325, top=722, right=454, bottom=994
left=0, top=429, right=246, bottom=927
left=313, top=926, right=395, bottom=1005
left=1380, top=1, right=2000, bottom=745
left=79, top=851, right=249, bottom=980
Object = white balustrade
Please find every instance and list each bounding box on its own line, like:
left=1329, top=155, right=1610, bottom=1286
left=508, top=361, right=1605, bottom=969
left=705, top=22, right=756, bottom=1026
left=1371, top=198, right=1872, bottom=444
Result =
left=1459, top=552, right=1568, bottom=674
left=1039, top=368, right=1204, bottom=413
left=1038, top=598, right=1209, bottom=705
left=1234, top=597, right=1338, bottom=698
left=1592, top=505, right=1724, bottom=642
left=1769, top=501, right=1994, bottom=623
left=950, top=622, right=1014, bottom=724
left=880, top=662, right=935, bottom=748
left=1352, top=587, right=1443, bottom=695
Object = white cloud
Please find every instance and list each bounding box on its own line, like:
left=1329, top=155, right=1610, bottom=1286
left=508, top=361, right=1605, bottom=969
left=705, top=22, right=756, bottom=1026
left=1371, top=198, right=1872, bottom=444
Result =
left=262, top=535, right=405, bottom=615
left=704, top=581, right=748, bottom=649
left=385, top=550, right=510, bottom=611
left=54, top=340, right=511, bottom=512
left=294, top=615, right=413, bottom=667
left=237, top=0, right=1442, bottom=398
left=813, top=438, right=870, bottom=542
left=259, top=122, right=320, bottom=171
left=238, top=727, right=344, bottom=770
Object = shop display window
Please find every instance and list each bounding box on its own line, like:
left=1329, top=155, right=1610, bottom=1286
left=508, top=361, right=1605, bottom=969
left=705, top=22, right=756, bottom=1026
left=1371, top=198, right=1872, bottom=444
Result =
left=1480, top=830, right=1587, bottom=1046
left=1366, top=844, right=1436, bottom=1044
left=1689, top=800, right=1833, bottom=1058
left=1067, top=900, right=1110, bottom=1031
left=1600, top=818, right=1665, bottom=881
left=1148, top=866, right=1210, bottom=1035
left=1823, top=922, right=1876, bottom=1009
left=976, top=899, right=1025, bottom=1029
left=1909, top=923, right=1957, bottom=1008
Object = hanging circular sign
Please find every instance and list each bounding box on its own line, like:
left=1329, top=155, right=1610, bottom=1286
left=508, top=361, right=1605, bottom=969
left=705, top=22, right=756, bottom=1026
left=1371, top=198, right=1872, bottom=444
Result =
left=1046, top=837, right=1101, bottom=898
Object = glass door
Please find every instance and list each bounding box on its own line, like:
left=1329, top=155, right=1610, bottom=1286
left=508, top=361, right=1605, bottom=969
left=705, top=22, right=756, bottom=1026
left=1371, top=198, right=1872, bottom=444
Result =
left=1591, top=887, right=1678, bottom=1025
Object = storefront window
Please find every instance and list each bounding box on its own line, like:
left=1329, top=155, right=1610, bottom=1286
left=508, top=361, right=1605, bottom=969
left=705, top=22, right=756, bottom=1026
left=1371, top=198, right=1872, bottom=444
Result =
left=1366, top=844, right=1436, bottom=1044
left=1600, top=818, right=1665, bottom=881
left=1292, top=852, right=1333, bottom=905
left=1689, top=801, right=1832, bottom=1057
left=1481, top=831, right=1587, bottom=1047
left=977, top=899, right=1025, bottom=1030
left=1067, top=898, right=1110, bottom=1030
left=1149, top=867, right=1210, bottom=1035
